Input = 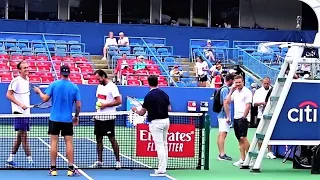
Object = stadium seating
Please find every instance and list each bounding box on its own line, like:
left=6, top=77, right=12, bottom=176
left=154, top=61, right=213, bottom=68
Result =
left=0, top=35, right=95, bottom=84
left=107, top=36, right=199, bottom=87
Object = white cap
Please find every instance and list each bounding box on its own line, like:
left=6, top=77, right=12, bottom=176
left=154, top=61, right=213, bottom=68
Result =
left=138, top=55, right=145, bottom=59
left=207, top=40, right=211, bottom=43
left=229, top=69, right=237, bottom=74
left=119, top=32, right=124, bottom=35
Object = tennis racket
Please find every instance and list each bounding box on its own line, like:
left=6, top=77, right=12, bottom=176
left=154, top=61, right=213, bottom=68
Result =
left=283, top=145, right=294, bottom=163
left=10, top=77, right=48, bottom=94
left=127, top=96, right=143, bottom=107
left=27, top=100, right=52, bottom=109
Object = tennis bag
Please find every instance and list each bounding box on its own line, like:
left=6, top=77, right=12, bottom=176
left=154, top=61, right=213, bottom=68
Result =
left=311, top=144, right=320, bottom=174
left=212, top=86, right=228, bottom=113
left=293, top=145, right=314, bottom=169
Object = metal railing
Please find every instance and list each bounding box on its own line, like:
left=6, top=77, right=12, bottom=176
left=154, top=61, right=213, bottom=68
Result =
left=241, top=49, right=280, bottom=84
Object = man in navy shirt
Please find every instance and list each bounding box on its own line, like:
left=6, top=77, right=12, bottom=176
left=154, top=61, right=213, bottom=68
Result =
left=34, top=65, right=81, bottom=177
left=132, top=75, right=171, bottom=177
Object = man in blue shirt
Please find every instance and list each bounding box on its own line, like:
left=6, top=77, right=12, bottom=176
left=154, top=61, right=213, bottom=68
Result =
left=217, top=74, right=234, bottom=161
left=132, top=75, right=171, bottom=177
left=34, top=65, right=81, bottom=177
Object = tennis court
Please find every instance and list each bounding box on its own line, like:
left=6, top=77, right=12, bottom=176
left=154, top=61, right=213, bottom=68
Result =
left=0, top=112, right=207, bottom=180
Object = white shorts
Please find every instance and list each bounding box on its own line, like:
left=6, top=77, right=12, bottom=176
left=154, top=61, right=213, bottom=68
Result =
left=218, top=118, right=230, bottom=133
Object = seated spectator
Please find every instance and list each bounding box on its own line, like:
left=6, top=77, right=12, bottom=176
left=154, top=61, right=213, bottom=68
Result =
left=134, top=56, right=146, bottom=71
left=102, top=31, right=117, bottom=61
left=118, top=32, right=130, bottom=46
left=170, top=65, right=182, bottom=85
left=115, top=53, right=129, bottom=82
left=204, top=40, right=215, bottom=62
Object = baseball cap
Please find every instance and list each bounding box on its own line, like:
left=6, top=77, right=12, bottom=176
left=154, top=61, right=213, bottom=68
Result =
left=60, top=65, right=70, bottom=76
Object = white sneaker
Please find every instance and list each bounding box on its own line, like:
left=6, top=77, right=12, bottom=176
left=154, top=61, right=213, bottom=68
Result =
left=101, top=57, right=107, bottom=60
left=115, top=161, right=121, bottom=169
left=267, top=152, right=276, bottom=159
left=150, top=170, right=166, bottom=177
left=233, top=159, right=244, bottom=166
left=89, top=161, right=103, bottom=168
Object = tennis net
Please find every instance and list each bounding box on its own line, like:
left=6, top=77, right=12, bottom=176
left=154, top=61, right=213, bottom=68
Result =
left=0, top=111, right=210, bottom=170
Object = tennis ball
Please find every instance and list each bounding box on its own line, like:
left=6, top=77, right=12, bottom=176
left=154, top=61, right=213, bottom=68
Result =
left=96, top=102, right=102, bottom=107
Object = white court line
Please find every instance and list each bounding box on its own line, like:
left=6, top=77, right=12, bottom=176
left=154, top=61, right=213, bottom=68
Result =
left=86, top=138, right=178, bottom=180
left=37, top=137, right=94, bottom=180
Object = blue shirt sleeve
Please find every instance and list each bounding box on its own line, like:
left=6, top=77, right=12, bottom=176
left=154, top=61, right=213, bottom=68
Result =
left=44, top=83, right=54, bottom=97
left=220, top=87, right=229, bottom=103
left=75, top=85, right=81, bottom=101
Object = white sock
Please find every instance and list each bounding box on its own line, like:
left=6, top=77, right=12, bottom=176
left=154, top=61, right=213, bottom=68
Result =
left=27, top=156, right=33, bottom=162
left=7, top=154, right=14, bottom=162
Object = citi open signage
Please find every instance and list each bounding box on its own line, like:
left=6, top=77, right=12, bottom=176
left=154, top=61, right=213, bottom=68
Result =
left=271, top=81, right=320, bottom=141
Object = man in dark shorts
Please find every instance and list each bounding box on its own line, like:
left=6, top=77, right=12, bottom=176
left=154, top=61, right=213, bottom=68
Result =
left=34, top=65, right=81, bottom=176
left=226, top=75, right=252, bottom=166
left=90, top=69, right=122, bottom=169
left=132, top=75, right=171, bottom=177
left=6, top=61, right=33, bottom=167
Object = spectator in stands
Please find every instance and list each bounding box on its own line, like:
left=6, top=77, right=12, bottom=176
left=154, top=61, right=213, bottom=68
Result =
left=118, top=32, right=130, bottom=46
left=194, top=56, right=209, bottom=87
left=134, top=56, right=146, bottom=71
left=102, top=32, right=118, bottom=61
left=204, top=40, right=215, bottom=62
left=114, top=53, right=129, bottom=83
left=301, top=64, right=311, bottom=76
left=169, top=65, right=182, bottom=85
left=211, top=71, right=223, bottom=88
left=210, top=61, right=223, bottom=75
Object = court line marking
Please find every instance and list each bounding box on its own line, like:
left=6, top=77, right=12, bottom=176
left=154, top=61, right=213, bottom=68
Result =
left=37, top=137, right=94, bottom=180
left=86, top=138, right=178, bottom=180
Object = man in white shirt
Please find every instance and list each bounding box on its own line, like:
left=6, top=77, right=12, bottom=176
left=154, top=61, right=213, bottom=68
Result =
left=90, top=69, right=122, bottom=169
left=252, top=77, right=276, bottom=159
left=226, top=75, right=252, bottom=166
left=102, top=31, right=118, bottom=61
left=118, top=32, right=129, bottom=46
left=5, top=61, right=33, bottom=167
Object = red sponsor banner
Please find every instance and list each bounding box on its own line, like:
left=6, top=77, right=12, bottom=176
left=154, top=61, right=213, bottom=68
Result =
left=136, top=124, right=195, bottom=158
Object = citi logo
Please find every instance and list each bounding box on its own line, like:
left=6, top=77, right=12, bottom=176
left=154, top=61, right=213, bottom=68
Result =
left=287, top=101, right=318, bottom=123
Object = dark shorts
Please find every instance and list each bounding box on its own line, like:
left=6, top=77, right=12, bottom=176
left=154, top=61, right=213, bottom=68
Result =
left=13, top=111, right=30, bottom=131
left=234, top=118, right=249, bottom=140
left=48, top=120, right=73, bottom=136
left=94, top=120, right=115, bottom=137
left=198, top=75, right=208, bottom=82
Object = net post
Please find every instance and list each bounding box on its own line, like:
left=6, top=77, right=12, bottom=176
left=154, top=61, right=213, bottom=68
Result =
left=204, top=113, right=210, bottom=170
left=196, top=113, right=204, bottom=169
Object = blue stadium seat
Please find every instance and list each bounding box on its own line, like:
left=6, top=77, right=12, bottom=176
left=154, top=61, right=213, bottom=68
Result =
left=23, top=52, right=33, bottom=56
left=46, top=40, right=55, bottom=43
left=70, top=45, right=81, bottom=51
left=130, top=43, right=140, bottom=46
left=56, top=44, right=67, bottom=50
left=11, top=52, right=22, bottom=56
left=8, top=47, right=21, bottom=52
left=154, top=44, right=164, bottom=47
left=18, top=39, right=29, bottom=43
left=133, top=47, right=144, bottom=52
left=175, top=82, right=186, bottom=87
left=164, top=57, right=175, bottom=62
left=56, top=53, right=66, bottom=57
left=68, top=40, right=79, bottom=44
left=17, top=43, right=27, bottom=49
left=4, top=42, right=15, bottom=49
left=0, top=46, right=5, bottom=51
left=6, top=38, right=17, bottom=42
left=33, top=44, right=44, bottom=49
left=56, top=40, right=67, bottom=44
left=71, top=54, right=83, bottom=58
left=134, top=51, right=146, bottom=56
left=35, top=48, right=46, bottom=53
left=21, top=47, right=32, bottom=52
left=0, top=51, right=7, bottom=55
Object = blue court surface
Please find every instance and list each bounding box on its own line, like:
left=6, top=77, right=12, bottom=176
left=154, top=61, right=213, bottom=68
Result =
left=0, top=137, right=177, bottom=180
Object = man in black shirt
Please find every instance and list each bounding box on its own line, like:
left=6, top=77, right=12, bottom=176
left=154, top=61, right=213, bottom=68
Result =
left=132, top=75, right=171, bottom=177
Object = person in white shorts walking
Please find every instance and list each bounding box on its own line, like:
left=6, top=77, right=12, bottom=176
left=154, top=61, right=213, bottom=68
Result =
left=217, top=74, right=234, bottom=161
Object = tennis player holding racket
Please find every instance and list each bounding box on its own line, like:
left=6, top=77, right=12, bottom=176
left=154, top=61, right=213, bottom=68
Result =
left=132, top=75, right=171, bottom=177
left=5, top=61, right=33, bottom=168
left=34, top=65, right=81, bottom=176
left=89, top=69, right=122, bottom=169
